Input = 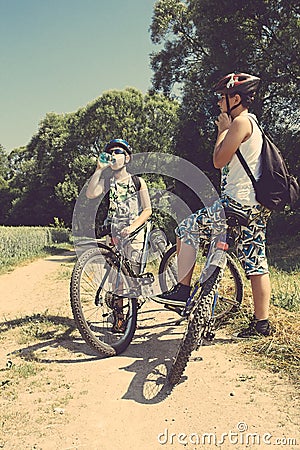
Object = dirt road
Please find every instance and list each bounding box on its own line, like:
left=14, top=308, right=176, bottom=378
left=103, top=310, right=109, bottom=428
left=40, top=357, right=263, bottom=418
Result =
left=0, top=252, right=299, bottom=450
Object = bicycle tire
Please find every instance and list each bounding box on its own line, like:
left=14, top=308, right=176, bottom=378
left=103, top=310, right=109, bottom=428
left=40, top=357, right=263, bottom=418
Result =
left=168, top=268, right=223, bottom=386
left=70, top=245, right=137, bottom=357
left=158, top=245, right=178, bottom=291
left=158, top=245, right=243, bottom=319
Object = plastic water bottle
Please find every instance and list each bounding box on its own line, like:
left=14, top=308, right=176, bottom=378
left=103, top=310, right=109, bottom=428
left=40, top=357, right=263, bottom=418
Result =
left=99, top=152, right=112, bottom=164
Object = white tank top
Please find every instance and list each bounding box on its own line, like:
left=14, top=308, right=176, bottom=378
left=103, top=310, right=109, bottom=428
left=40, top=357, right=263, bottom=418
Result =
left=221, top=113, right=263, bottom=206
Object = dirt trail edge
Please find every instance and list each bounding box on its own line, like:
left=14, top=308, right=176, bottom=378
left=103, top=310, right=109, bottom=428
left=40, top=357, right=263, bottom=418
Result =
left=0, top=252, right=299, bottom=450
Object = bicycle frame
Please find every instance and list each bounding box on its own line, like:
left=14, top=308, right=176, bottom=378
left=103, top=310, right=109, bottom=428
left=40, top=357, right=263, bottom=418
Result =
left=104, top=220, right=169, bottom=299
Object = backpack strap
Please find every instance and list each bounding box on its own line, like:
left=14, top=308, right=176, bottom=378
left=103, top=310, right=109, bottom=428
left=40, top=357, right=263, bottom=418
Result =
left=235, top=114, right=262, bottom=189
left=235, top=149, right=257, bottom=188
left=131, top=174, right=142, bottom=192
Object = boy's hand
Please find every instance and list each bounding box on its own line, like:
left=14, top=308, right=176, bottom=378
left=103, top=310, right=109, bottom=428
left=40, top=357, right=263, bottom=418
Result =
left=97, top=159, right=110, bottom=170
left=215, top=113, right=232, bottom=133
left=96, top=159, right=112, bottom=171
left=121, top=225, right=135, bottom=237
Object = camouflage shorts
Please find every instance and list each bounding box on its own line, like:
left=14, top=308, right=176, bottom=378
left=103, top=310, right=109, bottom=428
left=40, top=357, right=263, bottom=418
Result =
left=175, top=197, right=271, bottom=277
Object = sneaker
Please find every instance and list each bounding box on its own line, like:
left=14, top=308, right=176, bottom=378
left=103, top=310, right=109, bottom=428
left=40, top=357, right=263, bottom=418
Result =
left=233, top=317, right=272, bottom=339
left=152, top=283, right=191, bottom=307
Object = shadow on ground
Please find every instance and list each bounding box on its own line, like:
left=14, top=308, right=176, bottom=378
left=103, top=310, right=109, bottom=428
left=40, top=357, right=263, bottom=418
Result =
left=0, top=306, right=238, bottom=404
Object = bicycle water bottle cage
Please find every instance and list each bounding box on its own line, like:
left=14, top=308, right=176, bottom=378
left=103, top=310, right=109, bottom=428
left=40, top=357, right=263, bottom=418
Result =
left=224, top=207, right=249, bottom=228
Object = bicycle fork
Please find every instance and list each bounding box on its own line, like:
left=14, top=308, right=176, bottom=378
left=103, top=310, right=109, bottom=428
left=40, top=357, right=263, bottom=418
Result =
left=203, top=290, right=221, bottom=342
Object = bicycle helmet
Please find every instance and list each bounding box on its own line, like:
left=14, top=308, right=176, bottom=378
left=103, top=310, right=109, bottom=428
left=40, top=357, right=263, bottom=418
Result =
left=104, top=139, right=132, bottom=155
left=214, top=72, right=260, bottom=115
left=214, top=73, right=260, bottom=96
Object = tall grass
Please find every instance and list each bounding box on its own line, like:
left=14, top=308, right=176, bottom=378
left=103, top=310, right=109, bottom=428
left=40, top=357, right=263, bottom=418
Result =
left=235, top=235, right=300, bottom=387
left=0, top=226, right=71, bottom=272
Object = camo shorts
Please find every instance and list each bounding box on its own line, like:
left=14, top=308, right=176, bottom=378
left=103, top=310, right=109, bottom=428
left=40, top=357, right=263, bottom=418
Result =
left=175, top=197, right=271, bottom=277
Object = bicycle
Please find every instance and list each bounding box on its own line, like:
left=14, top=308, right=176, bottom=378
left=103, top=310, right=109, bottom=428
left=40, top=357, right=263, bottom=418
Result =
left=70, top=201, right=245, bottom=359
left=70, top=219, right=170, bottom=357
left=167, top=206, right=248, bottom=386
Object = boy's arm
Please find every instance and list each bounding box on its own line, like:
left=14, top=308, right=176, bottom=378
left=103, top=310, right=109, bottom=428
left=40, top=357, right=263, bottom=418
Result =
left=213, top=114, right=252, bottom=169
left=86, top=160, right=107, bottom=199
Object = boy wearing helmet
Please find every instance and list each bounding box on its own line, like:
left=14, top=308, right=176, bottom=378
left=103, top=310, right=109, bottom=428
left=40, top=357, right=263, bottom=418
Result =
left=87, top=138, right=152, bottom=239
left=155, top=73, right=272, bottom=338
left=86, top=139, right=152, bottom=332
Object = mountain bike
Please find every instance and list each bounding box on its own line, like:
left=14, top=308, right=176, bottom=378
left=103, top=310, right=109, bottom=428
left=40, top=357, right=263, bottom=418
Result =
left=70, top=206, right=245, bottom=358
left=70, top=220, right=170, bottom=357
left=167, top=206, right=248, bottom=386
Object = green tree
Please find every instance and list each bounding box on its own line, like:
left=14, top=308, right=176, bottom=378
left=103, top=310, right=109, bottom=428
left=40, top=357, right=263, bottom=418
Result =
left=5, top=114, right=71, bottom=225
left=150, top=0, right=300, bottom=139
left=150, top=0, right=300, bottom=218
left=0, top=145, right=8, bottom=178
left=4, top=89, right=179, bottom=226
left=0, top=145, right=13, bottom=224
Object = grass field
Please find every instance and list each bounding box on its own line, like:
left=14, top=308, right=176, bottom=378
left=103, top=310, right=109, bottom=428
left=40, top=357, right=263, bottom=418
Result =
left=0, top=226, right=71, bottom=274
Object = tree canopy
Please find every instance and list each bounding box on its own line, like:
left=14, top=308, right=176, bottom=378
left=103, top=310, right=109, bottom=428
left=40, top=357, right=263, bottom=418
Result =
left=1, top=88, right=179, bottom=226
left=149, top=0, right=300, bottom=217
left=150, top=0, right=300, bottom=132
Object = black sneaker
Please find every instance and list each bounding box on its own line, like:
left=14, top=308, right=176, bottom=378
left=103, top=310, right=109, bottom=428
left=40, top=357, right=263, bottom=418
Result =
left=152, top=283, right=191, bottom=307
left=233, top=317, right=272, bottom=339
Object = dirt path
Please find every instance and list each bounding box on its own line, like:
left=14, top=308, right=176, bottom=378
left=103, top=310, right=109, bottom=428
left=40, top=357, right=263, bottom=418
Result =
left=0, top=252, right=299, bottom=450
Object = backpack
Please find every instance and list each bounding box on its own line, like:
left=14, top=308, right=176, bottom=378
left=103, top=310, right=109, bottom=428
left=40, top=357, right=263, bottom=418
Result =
left=236, top=119, right=299, bottom=211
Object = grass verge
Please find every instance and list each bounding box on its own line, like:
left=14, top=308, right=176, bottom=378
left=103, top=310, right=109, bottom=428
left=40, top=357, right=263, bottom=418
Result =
left=231, top=304, right=300, bottom=388
left=230, top=235, right=300, bottom=388
left=0, top=242, right=74, bottom=275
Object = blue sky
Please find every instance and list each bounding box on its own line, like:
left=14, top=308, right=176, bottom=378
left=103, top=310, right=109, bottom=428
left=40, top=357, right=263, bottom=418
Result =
left=0, top=0, right=157, bottom=152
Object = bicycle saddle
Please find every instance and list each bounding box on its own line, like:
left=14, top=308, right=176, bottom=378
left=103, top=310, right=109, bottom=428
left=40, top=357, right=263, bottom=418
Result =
left=224, top=206, right=249, bottom=227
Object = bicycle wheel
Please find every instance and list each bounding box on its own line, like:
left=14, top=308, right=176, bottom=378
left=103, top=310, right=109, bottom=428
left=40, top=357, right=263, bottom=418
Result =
left=158, top=245, right=243, bottom=319
left=168, top=267, right=223, bottom=386
left=70, top=245, right=137, bottom=357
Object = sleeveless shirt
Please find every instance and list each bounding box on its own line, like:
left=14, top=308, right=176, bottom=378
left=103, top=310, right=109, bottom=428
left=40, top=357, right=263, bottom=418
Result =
left=220, top=114, right=263, bottom=206
left=106, top=175, right=140, bottom=225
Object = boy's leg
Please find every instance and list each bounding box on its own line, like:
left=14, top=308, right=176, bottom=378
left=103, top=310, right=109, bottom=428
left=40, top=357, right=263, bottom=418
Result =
left=152, top=202, right=223, bottom=304
left=111, top=234, right=143, bottom=333
left=177, top=237, right=196, bottom=286
left=234, top=203, right=272, bottom=338
left=249, top=273, right=271, bottom=320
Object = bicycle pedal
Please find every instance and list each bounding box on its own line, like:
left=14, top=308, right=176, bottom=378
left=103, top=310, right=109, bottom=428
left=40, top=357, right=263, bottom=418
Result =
left=138, top=272, right=154, bottom=285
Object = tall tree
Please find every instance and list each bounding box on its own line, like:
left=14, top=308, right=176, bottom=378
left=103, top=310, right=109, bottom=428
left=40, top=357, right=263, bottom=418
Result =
left=150, top=0, right=299, bottom=105
left=150, top=0, right=300, bottom=216
left=3, top=89, right=179, bottom=226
